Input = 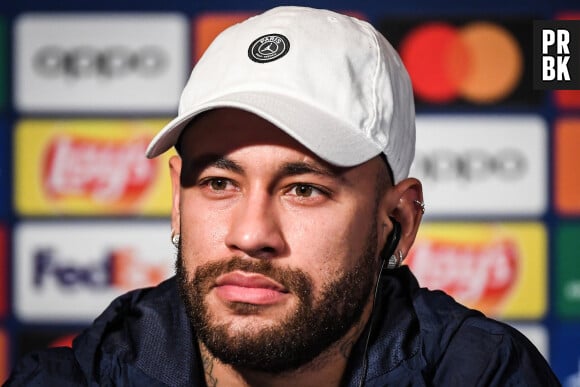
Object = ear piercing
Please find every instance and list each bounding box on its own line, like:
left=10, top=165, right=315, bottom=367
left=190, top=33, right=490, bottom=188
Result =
left=413, top=200, right=425, bottom=214
left=171, top=232, right=180, bottom=247
left=387, top=250, right=404, bottom=269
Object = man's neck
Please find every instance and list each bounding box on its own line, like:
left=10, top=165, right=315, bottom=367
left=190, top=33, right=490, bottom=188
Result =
left=198, top=311, right=370, bottom=387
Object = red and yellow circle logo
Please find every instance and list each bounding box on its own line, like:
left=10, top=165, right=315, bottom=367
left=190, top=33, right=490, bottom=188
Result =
left=399, top=21, right=523, bottom=104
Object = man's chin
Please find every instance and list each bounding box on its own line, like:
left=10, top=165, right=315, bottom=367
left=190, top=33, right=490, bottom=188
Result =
left=205, top=302, right=296, bottom=333
left=221, top=303, right=289, bottom=319
left=208, top=320, right=285, bottom=344
left=176, top=251, right=378, bottom=373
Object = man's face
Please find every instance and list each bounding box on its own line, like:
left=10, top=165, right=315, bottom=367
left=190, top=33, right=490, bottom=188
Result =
left=171, top=108, right=387, bottom=373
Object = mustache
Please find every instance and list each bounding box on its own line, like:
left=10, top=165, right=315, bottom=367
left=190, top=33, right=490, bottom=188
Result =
left=191, top=257, right=312, bottom=299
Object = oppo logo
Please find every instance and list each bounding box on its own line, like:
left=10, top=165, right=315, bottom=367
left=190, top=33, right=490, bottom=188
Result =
left=33, top=45, right=168, bottom=79
left=413, top=149, right=527, bottom=182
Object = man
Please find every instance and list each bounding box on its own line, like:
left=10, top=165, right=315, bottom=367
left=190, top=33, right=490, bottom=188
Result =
left=7, top=6, right=559, bottom=386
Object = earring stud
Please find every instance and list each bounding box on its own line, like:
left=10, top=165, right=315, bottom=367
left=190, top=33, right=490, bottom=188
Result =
left=171, top=233, right=180, bottom=247
left=387, top=250, right=404, bottom=269
left=413, top=200, right=425, bottom=214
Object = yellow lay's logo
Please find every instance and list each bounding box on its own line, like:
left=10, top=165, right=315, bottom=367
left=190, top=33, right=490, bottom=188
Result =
left=42, top=135, right=156, bottom=204
left=407, top=239, right=519, bottom=315
left=407, top=222, right=547, bottom=320
left=15, top=119, right=174, bottom=216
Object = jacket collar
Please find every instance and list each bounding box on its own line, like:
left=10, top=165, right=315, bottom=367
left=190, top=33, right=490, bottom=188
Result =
left=74, top=267, right=472, bottom=386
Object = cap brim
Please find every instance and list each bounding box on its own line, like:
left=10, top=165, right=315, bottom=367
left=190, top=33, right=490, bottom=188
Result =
left=146, top=91, right=383, bottom=167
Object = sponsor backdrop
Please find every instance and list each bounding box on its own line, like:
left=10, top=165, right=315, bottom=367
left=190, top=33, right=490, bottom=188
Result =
left=1, top=0, right=579, bottom=383
left=0, top=119, right=9, bottom=218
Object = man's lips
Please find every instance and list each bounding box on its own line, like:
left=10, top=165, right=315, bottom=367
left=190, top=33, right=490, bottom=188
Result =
left=214, top=271, right=289, bottom=305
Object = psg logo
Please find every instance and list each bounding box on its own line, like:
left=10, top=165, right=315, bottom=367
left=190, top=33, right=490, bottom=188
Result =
left=248, top=34, right=290, bottom=63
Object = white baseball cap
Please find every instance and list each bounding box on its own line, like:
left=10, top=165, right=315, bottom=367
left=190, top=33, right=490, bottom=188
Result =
left=146, top=6, right=416, bottom=183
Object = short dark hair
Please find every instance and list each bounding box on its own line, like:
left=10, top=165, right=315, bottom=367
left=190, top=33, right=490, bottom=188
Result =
left=377, top=153, right=394, bottom=196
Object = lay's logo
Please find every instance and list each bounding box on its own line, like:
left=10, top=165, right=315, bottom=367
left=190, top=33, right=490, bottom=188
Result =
left=15, top=119, right=174, bottom=216
left=407, top=222, right=547, bottom=320
left=407, top=239, right=519, bottom=315
left=43, top=135, right=155, bottom=203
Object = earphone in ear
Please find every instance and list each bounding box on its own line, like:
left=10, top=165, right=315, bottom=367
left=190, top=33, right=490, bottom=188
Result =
left=358, top=216, right=403, bottom=387
left=380, top=217, right=402, bottom=268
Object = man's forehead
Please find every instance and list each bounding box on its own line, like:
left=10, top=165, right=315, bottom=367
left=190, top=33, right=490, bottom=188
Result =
left=178, top=108, right=322, bottom=160
left=176, top=107, right=389, bottom=182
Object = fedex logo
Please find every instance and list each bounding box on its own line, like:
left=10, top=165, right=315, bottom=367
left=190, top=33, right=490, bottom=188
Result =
left=15, top=221, right=174, bottom=322
left=34, top=248, right=114, bottom=288
left=33, top=247, right=166, bottom=291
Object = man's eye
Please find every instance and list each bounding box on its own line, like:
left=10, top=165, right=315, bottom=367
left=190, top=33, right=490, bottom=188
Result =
left=290, top=184, right=325, bottom=197
left=201, top=178, right=234, bottom=191
left=294, top=185, right=314, bottom=197
left=209, top=179, right=228, bottom=191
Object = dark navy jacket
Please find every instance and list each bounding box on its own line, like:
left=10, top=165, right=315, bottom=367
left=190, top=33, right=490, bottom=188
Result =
left=5, top=267, right=560, bottom=386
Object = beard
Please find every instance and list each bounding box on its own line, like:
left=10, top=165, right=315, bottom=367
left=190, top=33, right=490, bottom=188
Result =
left=176, top=223, right=379, bottom=374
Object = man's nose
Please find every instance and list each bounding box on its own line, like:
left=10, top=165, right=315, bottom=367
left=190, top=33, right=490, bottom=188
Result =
left=224, top=192, right=286, bottom=259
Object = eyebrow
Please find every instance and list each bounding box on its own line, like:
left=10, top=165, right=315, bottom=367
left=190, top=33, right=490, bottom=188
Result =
left=180, top=154, right=242, bottom=187
left=278, top=161, right=340, bottom=180
left=212, top=157, right=244, bottom=174
left=189, top=155, right=244, bottom=175
left=187, top=155, right=341, bottom=181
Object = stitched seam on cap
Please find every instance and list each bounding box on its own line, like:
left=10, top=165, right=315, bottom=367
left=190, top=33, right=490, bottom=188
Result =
left=356, top=19, right=381, bottom=141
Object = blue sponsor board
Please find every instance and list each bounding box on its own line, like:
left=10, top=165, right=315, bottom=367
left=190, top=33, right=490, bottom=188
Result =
left=0, top=118, right=9, bottom=218
left=0, top=17, right=5, bottom=111
left=551, top=324, right=580, bottom=385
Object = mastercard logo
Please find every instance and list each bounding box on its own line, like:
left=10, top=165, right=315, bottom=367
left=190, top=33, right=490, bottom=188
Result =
left=399, top=21, right=523, bottom=104
left=377, top=18, right=541, bottom=106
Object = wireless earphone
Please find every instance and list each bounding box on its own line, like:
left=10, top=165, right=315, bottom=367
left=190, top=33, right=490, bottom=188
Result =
left=381, top=217, right=401, bottom=262
left=358, top=216, right=402, bottom=387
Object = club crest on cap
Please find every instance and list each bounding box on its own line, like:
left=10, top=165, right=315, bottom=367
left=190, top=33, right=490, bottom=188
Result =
left=248, top=33, right=290, bottom=63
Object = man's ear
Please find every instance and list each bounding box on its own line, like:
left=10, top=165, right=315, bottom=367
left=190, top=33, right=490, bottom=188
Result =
left=169, top=155, right=182, bottom=236
left=385, top=177, right=424, bottom=259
